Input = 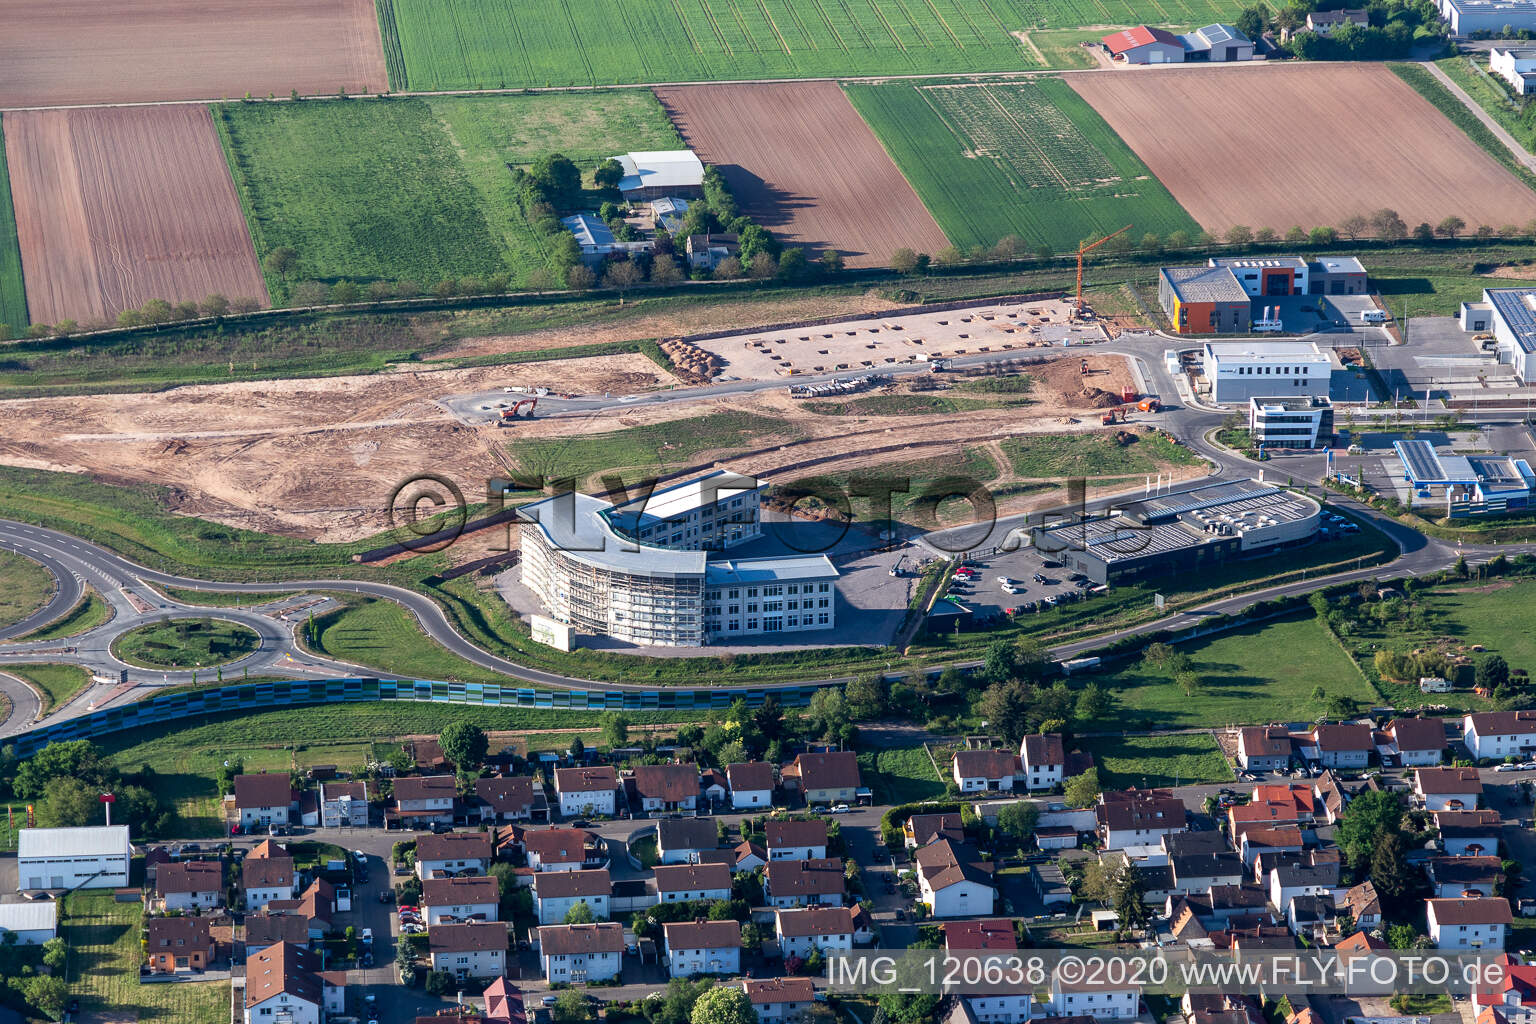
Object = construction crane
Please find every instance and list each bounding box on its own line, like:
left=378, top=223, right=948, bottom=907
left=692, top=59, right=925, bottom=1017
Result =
left=1073, top=224, right=1133, bottom=320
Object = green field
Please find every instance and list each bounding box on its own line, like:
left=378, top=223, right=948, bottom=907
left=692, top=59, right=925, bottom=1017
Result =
left=1002, top=430, right=1201, bottom=478
left=858, top=745, right=946, bottom=803
left=153, top=584, right=298, bottom=607
left=510, top=410, right=800, bottom=487
left=3, top=663, right=91, bottom=717
left=845, top=79, right=1199, bottom=252
left=1078, top=732, right=1232, bottom=788
left=0, top=115, right=28, bottom=332
left=1084, top=612, right=1376, bottom=731
left=306, top=594, right=511, bottom=683
left=14, top=587, right=112, bottom=641
left=0, top=548, right=53, bottom=630
left=63, top=893, right=229, bottom=1024
left=114, top=617, right=261, bottom=670
left=1435, top=57, right=1536, bottom=156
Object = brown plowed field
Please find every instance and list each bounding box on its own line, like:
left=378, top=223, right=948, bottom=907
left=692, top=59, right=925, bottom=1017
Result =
left=6, top=105, right=269, bottom=326
left=0, top=0, right=386, bottom=108
left=654, top=82, right=948, bottom=269
left=1068, top=63, right=1536, bottom=234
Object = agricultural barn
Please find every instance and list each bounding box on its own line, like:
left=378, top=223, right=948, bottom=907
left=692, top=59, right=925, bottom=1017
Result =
left=1437, top=0, right=1536, bottom=34
left=1102, top=26, right=1185, bottom=64
left=561, top=213, right=654, bottom=266
left=1158, top=265, right=1252, bottom=334
left=612, top=150, right=705, bottom=200
left=1491, top=47, right=1536, bottom=95
left=1179, top=24, right=1257, bottom=61
left=1460, top=288, right=1536, bottom=381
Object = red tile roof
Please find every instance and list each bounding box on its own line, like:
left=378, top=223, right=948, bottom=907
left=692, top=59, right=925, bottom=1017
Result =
left=1101, top=25, right=1180, bottom=53
left=633, top=764, right=700, bottom=803
left=944, top=918, right=1017, bottom=951
left=234, top=773, right=293, bottom=810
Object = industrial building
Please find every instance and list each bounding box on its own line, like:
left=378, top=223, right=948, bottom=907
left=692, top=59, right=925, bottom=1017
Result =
left=1179, top=23, right=1256, bottom=60
left=517, top=469, right=838, bottom=647
left=1393, top=440, right=1536, bottom=518
left=1102, top=25, right=1186, bottom=63
left=1158, top=265, right=1252, bottom=335
left=1248, top=396, right=1334, bottom=449
left=1437, top=0, right=1536, bottom=35
left=18, top=825, right=132, bottom=891
left=1029, top=478, right=1322, bottom=585
left=1202, top=341, right=1332, bottom=404
left=1460, top=288, right=1536, bottom=382
left=1491, top=47, right=1536, bottom=93
left=610, top=150, right=705, bottom=201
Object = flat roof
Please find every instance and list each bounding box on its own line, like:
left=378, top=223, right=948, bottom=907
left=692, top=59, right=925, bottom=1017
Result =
left=1487, top=289, right=1536, bottom=354
left=1204, top=340, right=1330, bottom=363
left=562, top=213, right=615, bottom=249
left=1162, top=265, right=1249, bottom=304
left=615, top=150, right=704, bottom=193
left=18, top=825, right=131, bottom=860
left=606, top=470, right=761, bottom=531
left=1310, top=256, right=1366, bottom=275
left=1396, top=440, right=1472, bottom=485
left=1446, top=0, right=1536, bottom=10
left=705, top=555, right=839, bottom=585
left=1212, top=256, right=1307, bottom=270
left=520, top=491, right=706, bottom=578
left=0, top=902, right=57, bottom=933
left=1250, top=395, right=1330, bottom=412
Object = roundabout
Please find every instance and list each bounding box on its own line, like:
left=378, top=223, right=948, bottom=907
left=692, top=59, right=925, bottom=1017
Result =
left=111, top=616, right=262, bottom=671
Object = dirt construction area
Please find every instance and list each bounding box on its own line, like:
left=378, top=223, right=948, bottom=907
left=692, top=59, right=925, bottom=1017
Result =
left=693, top=297, right=1102, bottom=380
left=0, top=0, right=386, bottom=107
left=5, top=105, right=270, bottom=325
left=1068, top=63, right=1536, bottom=233
left=655, top=82, right=949, bottom=269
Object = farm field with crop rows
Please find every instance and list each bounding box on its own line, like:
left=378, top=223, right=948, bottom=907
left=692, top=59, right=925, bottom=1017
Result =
left=845, top=78, right=1198, bottom=252
left=379, top=0, right=1044, bottom=90
left=0, top=118, right=28, bottom=332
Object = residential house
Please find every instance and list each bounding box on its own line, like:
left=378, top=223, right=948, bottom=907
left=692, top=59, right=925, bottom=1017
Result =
left=1019, top=734, right=1067, bottom=791
left=1268, top=861, right=1339, bottom=916
left=318, top=781, right=369, bottom=829
left=701, top=770, right=729, bottom=808
left=1462, top=711, right=1536, bottom=762
left=1342, top=880, right=1382, bottom=931
left=946, top=920, right=1031, bottom=1024
left=265, top=878, right=339, bottom=941
left=1236, top=727, right=1292, bottom=772
left=1285, top=892, right=1336, bottom=942
left=905, top=813, right=964, bottom=850
left=523, top=828, right=601, bottom=873
left=1435, top=809, right=1502, bottom=857
left=1305, top=724, right=1373, bottom=771
left=243, top=942, right=344, bottom=1024
left=393, top=775, right=457, bottom=827
left=424, top=875, right=502, bottom=925
left=654, top=863, right=732, bottom=904
left=775, top=906, right=855, bottom=960
left=953, top=750, right=1019, bottom=793
left=1427, top=897, right=1511, bottom=949
left=158, top=860, right=224, bottom=911
left=1387, top=718, right=1446, bottom=767
left=147, top=916, right=215, bottom=974
left=242, top=843, right=297, bottom=912
left=1096, top=790, right=1187, bottom=850
left=766, top=820, right=828, bottom=861
left=415, top=832, right=493, bottom=880
left=686, top=233, right=740, bottom=272
left=482, top=976, right=524, bottom=1024
left=733, top=841, right=767, bottom=874
left=1415, top=766, right=1483, bottom=812
left=664, top=919, right=743, bottom=978
left=1334, top=930, right=1390, bottom=961
left=743, top=977, right=816, bottom=1024
left=1311, top=770, right=1348, bottom=825
left=475, top=777, right=536, bottom=824
left=727, top=763, right=776, bottom=810
left=633, top=764, right=701, bottom=814
left=235, top=773, right=295, bottom=830
left=1303, top=7, right=1368, bottom=34
left=243, top=913, right=310, bottom=956
left=658, top=818, right=719, bottom=865
left=915, top=839, right=995, bottom=918
left=534, top=868, right=611, bottom=924
left=538, top=921, right=625, bottom=983
left=430, top=922, right=508, bottom=980
left=782, top=752, right=860, bottom=807
left=1427, top=856, right=1505, bottom=898
left=0, top=903, right=57, bottom=945
left=1046, top=977, right=1141, bottom=1021
left=765, top=858, right=847, bottom=908
left=555, top=767, right=619, bottom=818
left=1473, top=953, right=1536, bottom=1023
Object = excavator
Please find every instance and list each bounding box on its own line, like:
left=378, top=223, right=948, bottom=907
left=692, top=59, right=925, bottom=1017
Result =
left=497, top=397, right=538, bottom=426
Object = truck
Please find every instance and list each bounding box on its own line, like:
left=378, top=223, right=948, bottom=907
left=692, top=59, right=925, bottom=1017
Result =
left=1358, top=309, right=1388, bottom=324
left=1061, top=656, right=1103, bottom=675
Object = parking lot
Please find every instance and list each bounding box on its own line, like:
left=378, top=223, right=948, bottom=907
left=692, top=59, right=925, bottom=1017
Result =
left=941, top=544, right=1100, bottom=621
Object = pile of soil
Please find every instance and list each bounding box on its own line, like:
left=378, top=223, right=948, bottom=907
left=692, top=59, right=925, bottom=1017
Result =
left=1080, top=386, right=1119, bottom=407
left=659, top=338, right=723, bottom=383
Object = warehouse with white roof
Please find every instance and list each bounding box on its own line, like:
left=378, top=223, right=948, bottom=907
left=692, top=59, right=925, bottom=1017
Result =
left=0, top=901, right=58, bottom=944
left=18, top=825, right=132, bottom=891
left=611, top=150, right=705, bottom=200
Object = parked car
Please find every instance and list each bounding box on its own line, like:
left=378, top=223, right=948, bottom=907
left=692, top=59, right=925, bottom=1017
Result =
left=401, top=922, right=426, bottom=935
left=830, top=803, right=850, bottom=814
left=1497, top=763, right=1521, bottom=773
left=361, top=928, right=374, bottom=944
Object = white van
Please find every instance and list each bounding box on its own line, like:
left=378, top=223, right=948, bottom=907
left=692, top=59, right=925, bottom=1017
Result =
left=1358, top=309, right=1388, bottom=324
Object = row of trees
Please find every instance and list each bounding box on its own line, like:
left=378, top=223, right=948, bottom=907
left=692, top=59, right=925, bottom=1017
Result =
left=1235, top=0, right=1442, bottom=60
left=0, top=739, right=177, bottom=837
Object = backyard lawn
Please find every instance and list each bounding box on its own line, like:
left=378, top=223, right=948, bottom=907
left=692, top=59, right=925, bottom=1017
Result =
left=1078, top=732, right=1233, bottom=788
left=858, top=745, right=946, bottom=804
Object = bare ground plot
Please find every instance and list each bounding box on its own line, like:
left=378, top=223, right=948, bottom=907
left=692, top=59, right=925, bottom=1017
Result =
left=5, top=106, right=268, bottom=326
left=1068, top=64, right=1536, bottom=234
left=0, top=0, right=386, bottom=108
left=654, top=82, right=948, bottom=269
left=0, top=354, right=672, bottom=541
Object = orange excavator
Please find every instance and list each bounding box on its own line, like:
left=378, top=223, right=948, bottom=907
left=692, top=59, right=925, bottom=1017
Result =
left=498, top=397, right=538, bottom=426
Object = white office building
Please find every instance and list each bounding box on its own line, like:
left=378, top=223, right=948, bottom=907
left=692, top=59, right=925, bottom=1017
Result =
left=1248, top=396, right=1333, bottom=449
left=1461, top=288, right=1536, bottom=383
left=518, top=470, right=838, bottom=647
left=1203, top=341, right=1332, bottom=404
left=18, top=826, right=132, bottom=891
left=1438, top=0, right=1536, bottom=35
left=1491, top=46, right=1536, bottom=93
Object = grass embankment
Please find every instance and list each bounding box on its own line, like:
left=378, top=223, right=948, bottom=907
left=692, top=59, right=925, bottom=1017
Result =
left=63, top=892, right=228, bottom=1023
left=13, top=587, right=112, bottom=641
left=858, top=746, right=946, bottom=804
left=1435, top=56, right=1536, bottom=157
left=3, top=664, right=92, bottom=716
left=805, top=377, right=1036, bottom=417
left=113, top=617, right=261, bottom=670
left=152, top=584, right=298, bottom=607
left=0, top=548, right=54, bottom=630
left=98, top=702, right=709, bottom=834
left=0, top=115, right=28, bottom=332
left=303, top=594, right=509, bottom=683
left=1002, top=430, right=1201, bottom=478
left=1388, top=62, right=1536, bottom=191
left=845, top=78, right=1199, bottom=252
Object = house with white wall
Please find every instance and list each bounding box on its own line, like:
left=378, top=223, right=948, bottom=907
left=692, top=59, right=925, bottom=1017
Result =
left=1463, top=711, right=1536, bottom=761
left=775, top=907, right=854, bottom=961
left=415, top=832, right=493, bottom=880
left=727, top=763, right=776, bottom=810
left=1427, top=897, right=1511, bottom=949
left=424, top=875, right=502, bottom=925
left=664, top=919, right=743, bottom=978
left=743, top=977, right=816, bottom=1024
left=952, top=750, right=1018, bottom=793
left=654, top=863, right=732, bottom=904
left=538, top=922, right=624, bottom=983
left=157, top=860, right=224, bottom=912
left=1019, top=734, right=1066, bottom=791
left=534, top=869, right=612, bottom=924
left=235, top=773, right=294, bottom=830
left=766, top=820, right=828, bottom=861
left=1414, top=766, right=1482, bottom=812
left=393, top=775, right=456, bottom=827
left=915, top=840, right=995, bottom=918
left=430, top=922, right=508, bottom=980
left=555, top=767, right=619, bottom=818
